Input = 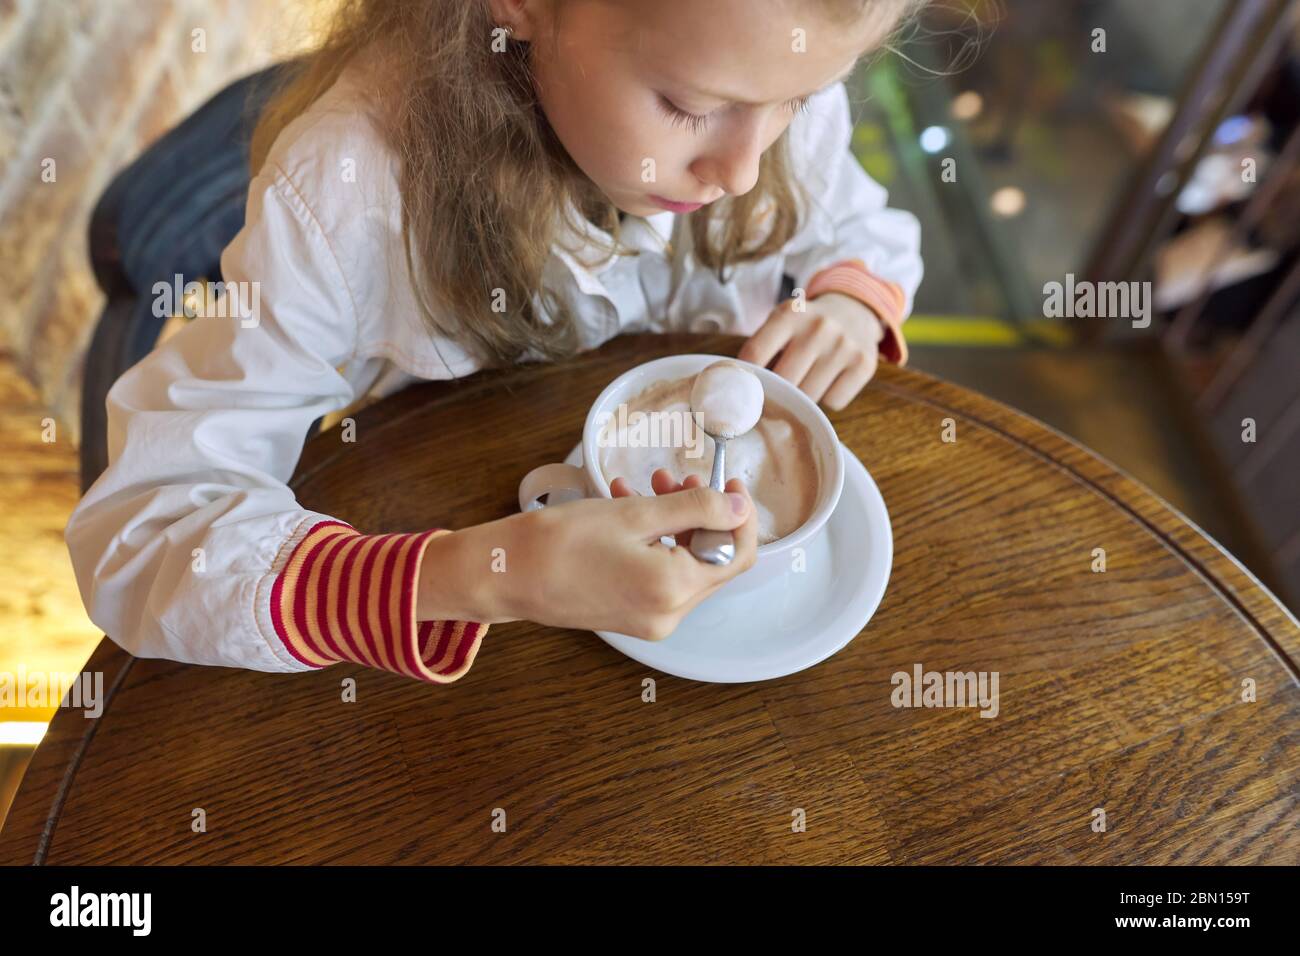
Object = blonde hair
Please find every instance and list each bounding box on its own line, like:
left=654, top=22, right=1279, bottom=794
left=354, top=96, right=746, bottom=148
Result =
left=251, top=0, right=914, bottom=369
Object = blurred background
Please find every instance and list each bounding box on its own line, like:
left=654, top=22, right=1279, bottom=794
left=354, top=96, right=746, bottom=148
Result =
left=1, top=0, right=1297, bottom=824
left=850, top=0, right=1300, bottom=614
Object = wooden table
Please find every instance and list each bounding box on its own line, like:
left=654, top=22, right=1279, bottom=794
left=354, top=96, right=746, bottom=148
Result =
left=4, top=333, right=1298, bottom=864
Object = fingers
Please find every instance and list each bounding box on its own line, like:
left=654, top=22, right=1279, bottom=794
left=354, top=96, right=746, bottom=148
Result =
left=821, top=350, right=877, bottom=411
left=619, top=469, right=705, bottom=499
left=649, top=468, right=678, bottom=496
left=771, top=317, right=841, bottom=386
left=639, top=479, right=760, bottom=635
left=654, top=471, right=704, bottom=546
left=633, top=481, right=749, bottom=542
left=648, top=469, right=707, bottom=547
left=668, top=477, right=759, bottom=590
left=628, top=470, right=706, bottom=550
left=801, top=348, right=853, bottom=404
left=737, top=302, right=799, bottom=368
left=723, top=477, right=758, bottom=563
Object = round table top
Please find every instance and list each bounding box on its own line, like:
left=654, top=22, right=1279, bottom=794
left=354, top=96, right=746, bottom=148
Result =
left=4, top=333, right=1298, bottom=864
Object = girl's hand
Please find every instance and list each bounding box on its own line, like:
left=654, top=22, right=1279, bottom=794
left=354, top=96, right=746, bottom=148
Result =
left=737, top=292, right=885, bottom=411
left=608, top=468, right=706, bottom=547
left=428, top=474, right=758, bottom=642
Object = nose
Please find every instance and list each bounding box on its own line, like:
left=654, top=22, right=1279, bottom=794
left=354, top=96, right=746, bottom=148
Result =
left=690, top=122, right=765, bottom=199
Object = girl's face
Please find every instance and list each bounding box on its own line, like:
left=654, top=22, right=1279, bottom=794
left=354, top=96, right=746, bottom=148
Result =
left=503, top=0, right=897, bottom=218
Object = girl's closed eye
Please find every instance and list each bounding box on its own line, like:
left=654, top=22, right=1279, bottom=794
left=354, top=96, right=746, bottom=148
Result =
left=656, top=93, right=814, bottom=134
left=656, top=95, right=712, bottom=134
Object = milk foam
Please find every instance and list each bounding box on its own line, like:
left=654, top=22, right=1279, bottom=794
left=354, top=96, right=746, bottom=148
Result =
left=598, top=375, right=819, bottom=545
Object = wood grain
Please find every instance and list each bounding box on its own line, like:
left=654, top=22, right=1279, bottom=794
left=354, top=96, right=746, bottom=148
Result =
left=2, top=333, right=1296, bottom=864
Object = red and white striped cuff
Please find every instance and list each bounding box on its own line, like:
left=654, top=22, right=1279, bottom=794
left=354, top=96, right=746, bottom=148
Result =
left=805, top=258, right=910, bottom=366
left=270, top=520, right=487, bottom=683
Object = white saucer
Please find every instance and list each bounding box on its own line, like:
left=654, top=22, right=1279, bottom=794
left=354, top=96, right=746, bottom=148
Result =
left=562, top=441, right=893, bottom=683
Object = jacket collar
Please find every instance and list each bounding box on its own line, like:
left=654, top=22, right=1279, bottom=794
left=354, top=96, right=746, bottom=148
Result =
left=550, top=201, right=676, bottom=297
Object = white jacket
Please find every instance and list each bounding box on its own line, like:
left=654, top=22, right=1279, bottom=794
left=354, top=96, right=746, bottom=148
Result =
left=65, top=66, right=923, bottom=681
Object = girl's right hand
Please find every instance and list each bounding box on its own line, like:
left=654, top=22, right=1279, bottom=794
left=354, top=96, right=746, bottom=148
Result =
left=484, top=471, right=758, bottom=641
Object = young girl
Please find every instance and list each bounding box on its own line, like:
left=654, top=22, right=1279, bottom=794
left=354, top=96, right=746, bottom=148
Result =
left=66, top=0, right=924, bottom=685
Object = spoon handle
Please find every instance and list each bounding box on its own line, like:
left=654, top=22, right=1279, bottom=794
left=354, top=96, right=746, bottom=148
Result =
left=688, top=436, right=735, bottom=565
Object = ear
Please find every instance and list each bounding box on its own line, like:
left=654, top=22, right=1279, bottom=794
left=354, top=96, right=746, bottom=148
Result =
left=487, top=0, right=543, bottom=43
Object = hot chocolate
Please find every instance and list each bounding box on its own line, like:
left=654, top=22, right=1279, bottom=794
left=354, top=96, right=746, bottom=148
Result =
left=597, top=374, right=819, bottom=544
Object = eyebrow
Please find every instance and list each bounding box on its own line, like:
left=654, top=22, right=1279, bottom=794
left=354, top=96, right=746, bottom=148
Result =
left=682, top=60, right=859, bottom=107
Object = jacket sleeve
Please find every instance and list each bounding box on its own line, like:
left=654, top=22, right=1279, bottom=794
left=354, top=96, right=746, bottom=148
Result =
left=64, top=164, right=488, bottom=683
left=780, top=82, right=924, bottom=366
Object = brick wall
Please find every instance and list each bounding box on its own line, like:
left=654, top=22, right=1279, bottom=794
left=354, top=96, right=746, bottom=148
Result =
left=0, top=0, right=330, bottom=444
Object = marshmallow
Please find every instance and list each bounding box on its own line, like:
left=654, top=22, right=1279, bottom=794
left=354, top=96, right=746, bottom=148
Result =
left=690, top=360, right=764, bottom=439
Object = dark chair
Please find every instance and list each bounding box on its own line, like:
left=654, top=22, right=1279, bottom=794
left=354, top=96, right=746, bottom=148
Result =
left=81, top=61, right=322, bottom=495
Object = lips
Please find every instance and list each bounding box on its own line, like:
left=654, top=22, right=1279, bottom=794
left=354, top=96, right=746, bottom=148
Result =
left=648, top=193, right=716, bottom=213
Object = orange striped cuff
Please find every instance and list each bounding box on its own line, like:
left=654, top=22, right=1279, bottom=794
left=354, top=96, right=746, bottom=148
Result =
left=806, top=258, right=910, bottom=366
left=270, top=520, right=488, bottom=683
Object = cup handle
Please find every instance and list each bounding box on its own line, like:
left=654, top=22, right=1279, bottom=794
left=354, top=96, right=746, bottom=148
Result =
left=519, top=463, right=594, bottom=513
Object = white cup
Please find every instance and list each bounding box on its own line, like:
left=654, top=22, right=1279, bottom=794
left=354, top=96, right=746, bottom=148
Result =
left=517, top=354, right=845, bottom=596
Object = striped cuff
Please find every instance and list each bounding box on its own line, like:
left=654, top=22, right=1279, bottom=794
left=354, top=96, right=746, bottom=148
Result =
left=269, top=520, right=487, bottom=683
left=805, top=258, right=910, bottom=367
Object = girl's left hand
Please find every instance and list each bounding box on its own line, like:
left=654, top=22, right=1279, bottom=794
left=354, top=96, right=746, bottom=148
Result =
left=736, top=292, right=885, bottom=411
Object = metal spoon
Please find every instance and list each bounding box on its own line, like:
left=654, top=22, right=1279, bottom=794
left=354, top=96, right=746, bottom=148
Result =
left=685, top=360, right=764, bottom=565
left=688, top=427, right=740, bottom=565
